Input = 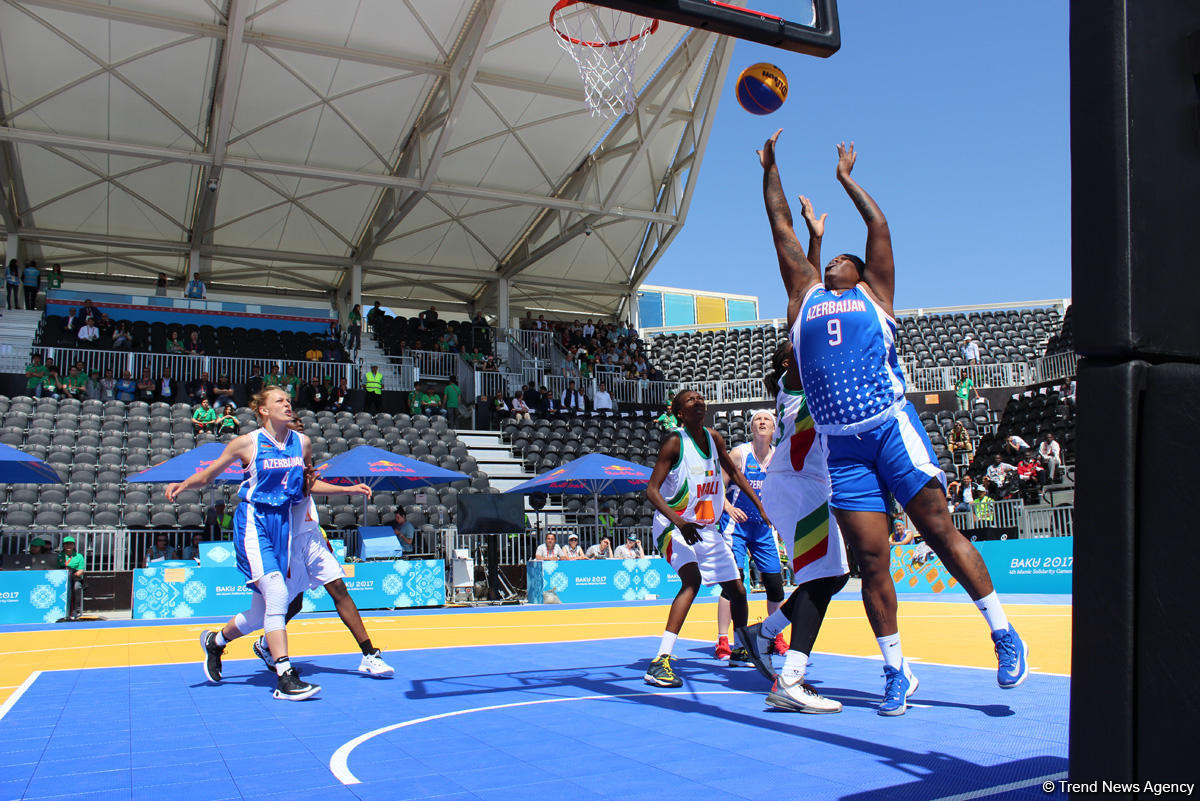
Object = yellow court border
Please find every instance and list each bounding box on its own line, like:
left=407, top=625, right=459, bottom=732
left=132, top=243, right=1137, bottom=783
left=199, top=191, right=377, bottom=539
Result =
left=0, top=598, right=1071, bottom=708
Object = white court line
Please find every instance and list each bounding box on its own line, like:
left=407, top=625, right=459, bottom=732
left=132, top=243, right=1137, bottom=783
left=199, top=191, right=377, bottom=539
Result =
left=927, top=771, right=1067, bottom=801
left=0, top=671, right=42, bottom=722
left=329, top=690, right=750, bottom=785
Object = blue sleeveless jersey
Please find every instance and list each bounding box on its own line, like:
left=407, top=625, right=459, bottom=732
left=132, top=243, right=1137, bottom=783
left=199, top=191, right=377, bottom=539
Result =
left=793, top=284, right=906, bottom=435
left=238, top=429, right=306, bottom=507
left=728, top=444, right=767, bottom=522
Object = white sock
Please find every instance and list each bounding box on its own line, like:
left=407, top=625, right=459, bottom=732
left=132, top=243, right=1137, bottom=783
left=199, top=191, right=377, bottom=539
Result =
left=657, top=631, right=677, bottom=657
left=974, top=592, right=1009, bottom=633
left=781, top=650, right=809, bottom=680
left=761, top=608, right=790, bottom=640
left=876, top=633, right=903, bottom=670
left=214, top=631, right=228, bottom=648
left=274, top=657, right=291, bottom=677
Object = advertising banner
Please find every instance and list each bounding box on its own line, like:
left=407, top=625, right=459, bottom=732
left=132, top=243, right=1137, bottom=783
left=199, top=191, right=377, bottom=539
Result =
left=891, top=537, right=1072, bottom=595
left=527, top=558, right=723, bottom=604
left=0, top=570, right=69, bottom=624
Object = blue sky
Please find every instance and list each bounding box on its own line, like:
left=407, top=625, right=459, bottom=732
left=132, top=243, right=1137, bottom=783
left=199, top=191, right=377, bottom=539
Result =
left=644, top=0, right=1071, bottom=320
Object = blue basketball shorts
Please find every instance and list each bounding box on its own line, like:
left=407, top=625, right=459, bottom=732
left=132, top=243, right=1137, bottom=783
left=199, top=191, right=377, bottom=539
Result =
left=234, top=502, right=292, bottom=586
left=723, top=515, right=782, bottom=575
left=822, top=401, right=947, bottom=513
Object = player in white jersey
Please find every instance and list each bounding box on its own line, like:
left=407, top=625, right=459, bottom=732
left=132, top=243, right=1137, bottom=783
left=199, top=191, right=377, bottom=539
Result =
left=643, top=389, right=775, bottom=688
left=170, top=387, right=372, bottom=700
left=758, top=130, right=1027, bottom=715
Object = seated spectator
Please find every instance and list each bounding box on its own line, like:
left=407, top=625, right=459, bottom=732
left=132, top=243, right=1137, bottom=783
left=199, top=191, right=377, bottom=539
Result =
left=305, top=342, right=323, bottom=362
left=186, top=330, right=204, bottom=356
left=112, top=322, right=132, bottom=350
left=216, top=405, right=239, bottom=435
left=85, top=369, right=103, bottom=400
left=157, top=368, right=178, bottom=402
left=144, top=533, right=177, bottom=566
left=561, top=533, right=586, bottom=560
left=1017, top=451, right=1046, bottom=489
left=184, top=272, right=206, bottom=299
left=99, top=369, right=116, bottom=401
left=614, top=534, right=645, bottom=559
left=539, top=387, right=559, bottom=416
left=948, top=474, right=975, bottom=513
left=420, top=387, right=445, bottom=417
left=212, top=373, right=235, bottom=410
left=136, top=367, right=156, bottom=402
left=300, top=375, right=326, bottom=410
left=244, top=364, right=265, bottom=398
left=391, top=510, right=416, bottom=556
left=491, top=393, right=509, bottom=423
left=948, top=421, right=972, bottom=456
left=890, top=518, right=915, bottom=545
left=40, top=367, right=63, bottom=400
left=96, top=312, right=114, bottom=339
left=166, top=330, right=185, bottom=354
left=192, top=398, right=217, bottom=432
left=1003, top=432, right=1031, bottom=462
left=1038, top=431, right=1062, bottom=481
left=29, top=537, right=50, bottom=556
left=58, top=536, right=86, bottom=618
left=510, top=393, right=532, bottom=423
left=535, top=533, right=562, bottom=561
left=62, top=365, right=87, bottom=400
left=25, top=354, right=46, bottom=397
left=115, top=370, right=137, bottom=402
left=328, top=318, right=342, bottom=345
left=586, top=537, right=614, bottom=559
left=283, top=367, right=301, bottom=401
left=592, top=382, right=615, bottom=414
left=186, top=371, right=214, bottom=404
left=77, top=316, right=100, bottom=343
left=560, top=381, right=585, bottom=413
left=182, top=532, right=206, bottom=563
left=205, top=501, right=231, bottom=539
left=985, top=455, right=1018, bottom=498
left=331, top=378, right=352, bottom=412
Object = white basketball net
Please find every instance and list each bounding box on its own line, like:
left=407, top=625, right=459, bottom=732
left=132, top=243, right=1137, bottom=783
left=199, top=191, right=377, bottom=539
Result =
left=550, top=1, right=659, bottom=118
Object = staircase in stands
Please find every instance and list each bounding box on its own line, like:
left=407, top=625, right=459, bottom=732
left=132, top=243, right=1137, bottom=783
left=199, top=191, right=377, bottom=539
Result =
left=0, top=309, right=41, bottom=373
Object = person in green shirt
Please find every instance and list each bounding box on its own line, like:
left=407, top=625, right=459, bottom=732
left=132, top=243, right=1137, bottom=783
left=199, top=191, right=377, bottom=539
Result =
left=420, top=388, right=445, bottom=416
left=40, top=369, right=63, bottom=400
left=443, top=377, right=461, bottom=424
left=166, top=330, right=185, bottom=354
left=192, top=398, right=217, bottom=432
left=265, top=367, right=285, bottom=389
left=283, top=367, right=300, bottom=400
left=63, top=366, right=87, bottom=400
left=216, top=405, right=239, bottom=435
left=955, top=370, right=981, bottom=411
left=407, top=387, right=422, bottom=415
left=25, top=355, right=46, bottom=396
left=58, top=536, right=86, bottom=618
left=47, top=264, right=63, bottom=290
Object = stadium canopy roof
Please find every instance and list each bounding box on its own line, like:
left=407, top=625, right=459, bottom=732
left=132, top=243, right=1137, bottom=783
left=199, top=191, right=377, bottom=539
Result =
left=0, top=0, right=734, bottom=321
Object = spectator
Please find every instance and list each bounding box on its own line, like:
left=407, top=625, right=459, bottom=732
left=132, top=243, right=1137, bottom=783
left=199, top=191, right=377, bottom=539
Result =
left=204, top=501, right=231, bottom=540
left=48, top=263, right=63, bottom=289
left=62, top=307, right=78, bottom=334
left=216, top=405, right=239, bottom=435
left=592, top=382, right=615, bottom=414
left=535, top=532, right=562, bottom=561
left=212, top=373, right=235, bottom=410
left=25, top=354, right=46, bottom=397
left=560, top=381, right=585, bottom=413
left=1038, top=432, right=1062, bottom=481
left=95, top=312, right=114, bottom=340
left=890, top=518, right=915, bottom=545
left=363, top=365, right=384, bottom=413
left=112, top=322, right=133, bottom=350
left=282, top=367, right=301, bottom=401
left=1003, top=432, right=1031, bottom=462
left=586, top=537, right=614, bottom=559
left=305, top=342, right=323, bottom=362
left=986, top=455, right=1018, bottom=498
left=299, top=375, right=325, bottom=410
left=443, top=376, right=462, bottom=425
left=491, top=392, right=509, bottom=424
left=144, top=533, right=177, bottom=566
left=186, top=371, right=214, bottom=404
left=510, top=393, right=532, bottom=423
left=184, top=272, right=206, bottom=299
left=155, top=271, right=168, bottom=296
left=157, top=367, right=177, bottom=403
left=960, top=334, right=980, bottom=365
left=21, top=260, right=39, bottom=310
left=58, top=536, right=86, bottom=618
left=948, top=421, right=972, bottom=456
left=420, top=386, right=445, bottom=417
left=419, top=304, right=438, bottom=330
left=539, top=387, right=559, bottom=417
left=135, top=367, right=156, bottom=402
left=974, top=480, right=997, bottom=520
left=181, top=532, right=205, bottom=563
left=99, top=369, right=116, bottom=401
left=562, top=534, right=587, bottom=560
left=347, top=304, right=362, bottom=351
left=62, top=365, right=87, bottom=400
left=192, top=398, right=217, bottom=432
left=39, top=367, right=62, bottom=400
left=1017, top=450, right=1046, bottom=489
left=391, top=509, right=416, bottom=556
left=244, top=364, right=264, bottom=398
left=367, top=301, right=385, bottom=330
left=614, top=534, right=645, bottom=559
left=85, top=369, right=103, bottom=400
left=5, top=259, right=19, bottom=309
left=115, top=370, right=137, bottom=402
left=186, top=330, right=204, bottom=356
left=948, top=474, right=975, bottom=513
left=331, top=377, right=352, bottom=412
left=29, top=537, right=50, bottom=556
left=954, top=370, right=980, bottom=411
left=166, top=330, right=185, bottom=354
left=75, top=316, right=101, bottom=344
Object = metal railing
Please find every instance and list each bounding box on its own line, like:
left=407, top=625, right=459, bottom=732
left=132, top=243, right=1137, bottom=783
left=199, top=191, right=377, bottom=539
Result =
left=407, top=350, right=460, bottom=381
left=905, top=354, right=1078, bottom=393
left=674, top=377, right=771, bottom=404
left=443, top=524, right=655, bottom=565
left=375, top=355, right=417, bottom=392
left=1030, top=351, right=1079, bottom=384
left=475, top=370, right=524, bottom=399
left=934, top=499, right=1074, bottom=539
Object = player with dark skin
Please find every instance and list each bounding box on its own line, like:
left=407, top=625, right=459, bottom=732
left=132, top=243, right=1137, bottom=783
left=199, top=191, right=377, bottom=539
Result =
left=759, top=129, right=997, bottom=642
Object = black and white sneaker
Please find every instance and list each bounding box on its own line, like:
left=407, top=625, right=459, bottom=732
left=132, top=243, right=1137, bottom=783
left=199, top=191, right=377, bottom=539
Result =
left=252, top=636, right=273, bottom=671
left=738, top=624, right=777, bottom=681
left=273, top=668, right=320, bottom=701
left=200, top=631, right=225, bottom=683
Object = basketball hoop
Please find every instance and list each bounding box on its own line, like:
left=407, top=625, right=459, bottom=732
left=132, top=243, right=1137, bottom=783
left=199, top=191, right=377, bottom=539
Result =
left=550, top=0, right=659, bottom=118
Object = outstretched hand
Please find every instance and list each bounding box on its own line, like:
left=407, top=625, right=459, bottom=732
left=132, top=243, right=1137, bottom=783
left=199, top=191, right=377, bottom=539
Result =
left=836, top=141, right=856, bottom=180
left=757, top=128, right=783, bottom=169
left=799, top=195, right=827, bottom=237
left=165, top=482, right=183, bottom=503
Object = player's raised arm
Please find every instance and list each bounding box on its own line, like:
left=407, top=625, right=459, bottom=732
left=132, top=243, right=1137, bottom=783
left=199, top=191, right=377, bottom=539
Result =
left=760, top=130, right=821, bottom=328
left=836, top=141, right=895, bottom=314
left=799, top=195, right=826, bottom=273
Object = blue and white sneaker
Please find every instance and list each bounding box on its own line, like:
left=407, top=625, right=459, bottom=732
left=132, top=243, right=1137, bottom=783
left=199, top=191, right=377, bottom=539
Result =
left=253, top=636, right=273, bottom=671
left=877, top=661, right=919, bottom=716
left=992, top=624, right=1030, bottom=689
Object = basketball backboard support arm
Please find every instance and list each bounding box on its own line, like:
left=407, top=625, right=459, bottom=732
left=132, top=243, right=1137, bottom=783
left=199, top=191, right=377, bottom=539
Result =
left=579, top=0, right=840, bottom=57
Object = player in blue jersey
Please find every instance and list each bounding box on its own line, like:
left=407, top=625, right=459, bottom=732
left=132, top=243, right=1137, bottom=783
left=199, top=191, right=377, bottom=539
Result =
left=167, top=386, right=371, bottom=700
left=758, top=130, right=1028, bottom=715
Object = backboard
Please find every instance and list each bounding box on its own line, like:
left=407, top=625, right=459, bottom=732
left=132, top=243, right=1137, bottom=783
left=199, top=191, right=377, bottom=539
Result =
left=578, top=0, right=840, bottom=57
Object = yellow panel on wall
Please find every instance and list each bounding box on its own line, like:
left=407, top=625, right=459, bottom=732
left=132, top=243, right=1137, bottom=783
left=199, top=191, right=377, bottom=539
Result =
left=695, top=295, right=727, bottom=329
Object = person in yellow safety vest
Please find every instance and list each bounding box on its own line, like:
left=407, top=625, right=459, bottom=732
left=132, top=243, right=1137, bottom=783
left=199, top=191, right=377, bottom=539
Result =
left=363, top=365, right=384, bottom=413
left=972, top=487, right=995, bottom=524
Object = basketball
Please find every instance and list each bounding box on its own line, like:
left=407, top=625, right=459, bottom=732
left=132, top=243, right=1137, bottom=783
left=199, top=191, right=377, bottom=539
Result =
left=736, top=62, right=788, bottom=115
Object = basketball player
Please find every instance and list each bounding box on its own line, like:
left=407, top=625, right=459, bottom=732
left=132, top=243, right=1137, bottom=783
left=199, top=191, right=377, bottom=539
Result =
left=758, top=130, right=1028, bottom=715
left=714, top=409, right=789, bottom=662
left=741, top=341, right=850, bottom=714
left=643, top=389, right=774, bottom=688
left=169, top=387, right=371, bottom=700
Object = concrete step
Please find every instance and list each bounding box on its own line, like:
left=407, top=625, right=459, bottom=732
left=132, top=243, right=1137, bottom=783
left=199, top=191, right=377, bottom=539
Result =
left=476, top=461, right=528, bottom=478
left=488, top=476, right=532, bottom=492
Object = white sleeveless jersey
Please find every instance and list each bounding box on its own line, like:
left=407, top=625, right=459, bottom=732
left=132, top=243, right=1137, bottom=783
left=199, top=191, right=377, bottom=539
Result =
left=767, top=378, right=830, bottom=487
left=653, top=427, right=725, bottom=529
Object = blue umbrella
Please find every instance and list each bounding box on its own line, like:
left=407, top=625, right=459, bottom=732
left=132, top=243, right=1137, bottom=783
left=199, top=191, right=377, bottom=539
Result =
left=126, top=442, right=245, bottom=484
left=0, top=442, right=62, bottom=484
left=504, top=453, right=652, bottom=529
left=313, top=445, right=469, bottom=490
